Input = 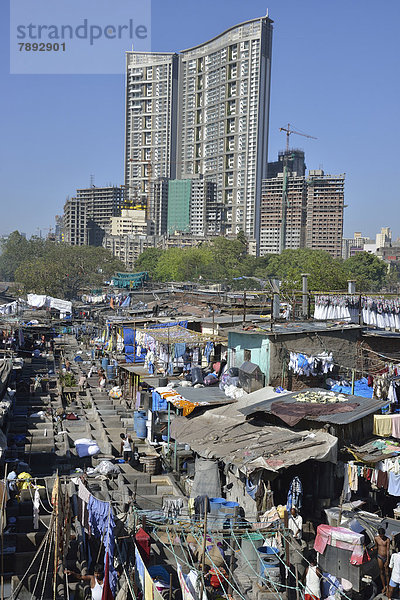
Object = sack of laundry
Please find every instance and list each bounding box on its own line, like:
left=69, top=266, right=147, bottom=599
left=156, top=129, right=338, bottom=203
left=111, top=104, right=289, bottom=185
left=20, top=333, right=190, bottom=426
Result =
left=204, top=373, right=219, bottom=386
left=94, top=460, right=120, bottom=476
left=109, top=386, right=123, bottom=399
left=74, top=438, right=100, bottom=458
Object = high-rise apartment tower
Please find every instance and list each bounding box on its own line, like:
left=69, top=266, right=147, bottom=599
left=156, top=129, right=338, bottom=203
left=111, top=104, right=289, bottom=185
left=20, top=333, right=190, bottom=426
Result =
left=125, top=15, right=273, bottom=252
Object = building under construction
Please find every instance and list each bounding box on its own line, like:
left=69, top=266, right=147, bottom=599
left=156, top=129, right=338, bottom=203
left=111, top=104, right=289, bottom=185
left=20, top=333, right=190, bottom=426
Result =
left=62, top=186, right=124, bottom=247
left=260, top=151, right=307, bottom=255
left=259, top=151, right=345, bottom=257
left=305, top=170, right=345, bottom=258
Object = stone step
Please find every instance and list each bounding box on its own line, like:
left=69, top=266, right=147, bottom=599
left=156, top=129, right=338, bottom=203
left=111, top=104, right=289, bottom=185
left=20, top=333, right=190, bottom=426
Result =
left=135, top=494, right=162, bottom=510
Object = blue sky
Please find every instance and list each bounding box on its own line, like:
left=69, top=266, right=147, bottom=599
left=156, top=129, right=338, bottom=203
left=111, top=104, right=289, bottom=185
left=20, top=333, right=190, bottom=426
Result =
left=1, top=0, right=399, bottom=239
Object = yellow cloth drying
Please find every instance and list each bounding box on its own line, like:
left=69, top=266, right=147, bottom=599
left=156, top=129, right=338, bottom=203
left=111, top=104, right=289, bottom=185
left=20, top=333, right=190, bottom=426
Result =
left=17, top=472, right=32, bottom=490
left=145, top=568, right=154, bottom=600
left=373, top=414, right=393, bottom=437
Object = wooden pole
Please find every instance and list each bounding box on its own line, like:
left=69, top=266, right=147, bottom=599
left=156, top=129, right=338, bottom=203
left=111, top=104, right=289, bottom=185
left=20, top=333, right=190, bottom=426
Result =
left=227, top=532, right=236, bottom=595
left=199, top=509, right=208, bottom=600
left=351, top=369, right=356, bottom=395
left=53, top=476, right=59, bottom=600
left=337, top=489, right=345, bottom=527
left=283, top=509, right=290, bottom=569
left=1, top=463, right=8, bottom=600
left=295, top=565, right=300, bottom=600
left=168, top=574, right=172, bottom=600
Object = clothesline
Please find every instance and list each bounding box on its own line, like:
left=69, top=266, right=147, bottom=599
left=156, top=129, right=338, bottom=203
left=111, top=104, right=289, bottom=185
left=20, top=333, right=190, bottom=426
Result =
left=344, top=458, right=400, bottom=499
left=139, top=325, right=221, bottom=345
left=283, top=345, right=400, bottom=379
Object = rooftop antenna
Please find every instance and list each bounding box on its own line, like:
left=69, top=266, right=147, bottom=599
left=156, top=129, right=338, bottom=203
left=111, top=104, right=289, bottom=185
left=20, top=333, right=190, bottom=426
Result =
left=90, top=174, right=95, bottom=188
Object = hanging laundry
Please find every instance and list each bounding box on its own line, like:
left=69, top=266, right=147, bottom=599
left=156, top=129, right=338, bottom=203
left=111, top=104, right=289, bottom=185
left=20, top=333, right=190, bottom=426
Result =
left=33, top=488, right=40, bottom=530
left=162, top=497, right=184, bottom=520
left=314, top=295, right=360, bottom=322
left=393, top=415, right=400, bottom=439
left=373, top=414, right=393, bottom=437
left=288, top=352, right=334, bottom=376
left=373, top=374, right=391, bottom=400
left=388, top=472, right=400, bottom=496
left=287, top=476, right=303, bottom=510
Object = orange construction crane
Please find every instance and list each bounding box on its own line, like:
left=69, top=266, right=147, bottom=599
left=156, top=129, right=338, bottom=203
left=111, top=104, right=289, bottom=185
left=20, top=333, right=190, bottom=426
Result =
left=279, top=123, right=317, bottom=152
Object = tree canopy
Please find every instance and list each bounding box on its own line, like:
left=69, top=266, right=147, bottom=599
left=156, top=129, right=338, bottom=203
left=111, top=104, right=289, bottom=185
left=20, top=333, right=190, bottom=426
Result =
left=0, top=232, right=124, bottom=299
left=265, top=248, right=348, bottom=291
left=134, top=241, right=393, bottom=293
left=0, top=231, right=51, bottom=281
left=344, top=252, right=387, bottom=292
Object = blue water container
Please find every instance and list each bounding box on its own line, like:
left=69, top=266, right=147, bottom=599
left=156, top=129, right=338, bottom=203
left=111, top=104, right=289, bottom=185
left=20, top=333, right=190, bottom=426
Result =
left=134, top=410, right=147, bottom=439
left=101, top=357, right=109, bottom=370
left=208, top=497, right=226, bottom=529
left=106, top=365, right=115, bottom=380
left=218, top=501, right=240, bottom=527
left=257, top=547, right=280, bottom=580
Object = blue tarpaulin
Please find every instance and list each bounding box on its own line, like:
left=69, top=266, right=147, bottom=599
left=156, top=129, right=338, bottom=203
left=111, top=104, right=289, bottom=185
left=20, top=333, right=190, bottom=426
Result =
left=331, top=377, right=373, bottom=398
left=148, top=321, right=188, bottom=329
left=123, top=327, right=146, bottom=364
left=152, top=390, right=168, bottom=411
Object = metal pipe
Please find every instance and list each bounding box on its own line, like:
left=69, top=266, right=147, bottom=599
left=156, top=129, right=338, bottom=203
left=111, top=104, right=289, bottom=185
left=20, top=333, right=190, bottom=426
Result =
left=271, top=278, right=280, bottom=319
left=348, top=280, right=356, bottom=294
left=301, top=273, right=309, bottom=318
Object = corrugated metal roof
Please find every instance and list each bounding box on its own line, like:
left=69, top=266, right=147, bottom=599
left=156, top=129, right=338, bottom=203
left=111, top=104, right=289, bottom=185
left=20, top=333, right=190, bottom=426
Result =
left=170, top=412, right=337, bottom=474
left=228, top=321, right=362, bottom=336
left=238, top=387, right=388, bottom=425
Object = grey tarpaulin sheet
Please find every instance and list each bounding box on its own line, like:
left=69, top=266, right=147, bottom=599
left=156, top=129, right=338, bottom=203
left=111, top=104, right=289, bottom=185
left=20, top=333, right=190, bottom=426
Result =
left=239, top=387, right=388, bottom=426
left=170, top=415, right=337, bottom=475
left=190, top=457, right=221, bottom=499
left=0, top=429, right=7, bottom=460
left=0, top=359, right=12, bottom=384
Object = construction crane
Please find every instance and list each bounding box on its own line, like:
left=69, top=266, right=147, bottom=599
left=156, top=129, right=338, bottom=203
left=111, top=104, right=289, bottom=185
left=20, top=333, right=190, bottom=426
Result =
left=278, top=124, right=317, bottom=253
left=279, top=123, right=317, bottom=152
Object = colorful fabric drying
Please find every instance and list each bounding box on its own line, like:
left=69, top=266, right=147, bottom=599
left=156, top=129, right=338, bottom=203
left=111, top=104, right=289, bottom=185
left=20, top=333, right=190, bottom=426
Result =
left=314, top=525, right=368, bottom=565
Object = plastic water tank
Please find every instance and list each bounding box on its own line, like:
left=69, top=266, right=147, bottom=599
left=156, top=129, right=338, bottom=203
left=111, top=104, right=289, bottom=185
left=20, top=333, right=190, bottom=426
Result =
left=258, top=547, right=280, bottom=583
left=106, top=365, right=115, bottom=380
left=208, top=498, right=226, bottom=529
left=134, top=410, right=147, bottom=439
left=241, top=532, right=264, bottom=572
left=218, top=501, right=239, bottom=526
